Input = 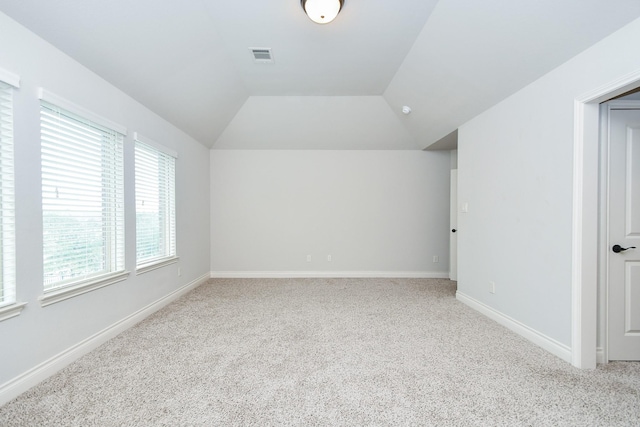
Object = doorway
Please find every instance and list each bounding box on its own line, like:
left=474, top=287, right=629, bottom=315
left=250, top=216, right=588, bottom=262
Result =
left=572, top=72, right=640, bottom=369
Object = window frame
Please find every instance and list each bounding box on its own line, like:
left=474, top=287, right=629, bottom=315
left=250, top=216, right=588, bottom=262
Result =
left=0, top=70, right=20, bottom=320
left=38, top=89, right=129, bottom=306
left=134, top=132, right=178, bottom=273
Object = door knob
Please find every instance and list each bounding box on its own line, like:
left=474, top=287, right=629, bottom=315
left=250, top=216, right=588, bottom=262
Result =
left=612, top=244, right=636, bottom=253
left=451, top=229, right=457, bottom=233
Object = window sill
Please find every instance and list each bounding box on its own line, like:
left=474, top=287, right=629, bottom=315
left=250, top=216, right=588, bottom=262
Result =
left=136, top=256, right=179, bottom=275
left=0, top=302, right=27, bottom=322
left=40, top=271, right=130, bottom=307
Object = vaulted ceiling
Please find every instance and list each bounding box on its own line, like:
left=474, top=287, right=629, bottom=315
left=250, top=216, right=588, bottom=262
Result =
left=0, top=0, right=639, bottom=150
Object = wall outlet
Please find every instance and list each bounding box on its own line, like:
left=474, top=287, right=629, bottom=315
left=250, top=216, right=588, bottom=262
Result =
left=327, top=254, right=332, bottom=262
left=307, top=255, right=312, bottom=262
left=489, top=281, right=496, bottom=294
left=433, top=255, right=439, bottom=263
left=177, top=267, right=182, bottom=277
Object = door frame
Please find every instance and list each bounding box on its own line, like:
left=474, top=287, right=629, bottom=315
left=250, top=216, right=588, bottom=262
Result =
left=598, top=101, right=640, bottom=364
left=572, top=70, right=640, bottom=369
left=450, top=169, right=458, bottom=281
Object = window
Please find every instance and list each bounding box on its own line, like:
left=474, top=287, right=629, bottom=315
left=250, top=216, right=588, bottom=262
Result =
left=134, top=134, right=176, bottom=270
left=0, top=81, right=16, bottom=308
left=40, top=98, right=125, bottom=292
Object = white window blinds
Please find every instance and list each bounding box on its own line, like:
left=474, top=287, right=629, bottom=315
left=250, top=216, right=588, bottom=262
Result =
left=41, top=101, right=125, bottom=290
left=135, top=137, right=176, bottom=267
left=0, top=81, right=16, bottom=306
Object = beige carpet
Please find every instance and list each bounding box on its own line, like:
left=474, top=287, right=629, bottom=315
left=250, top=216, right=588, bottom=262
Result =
left=1, top=278, right=639, bottom=426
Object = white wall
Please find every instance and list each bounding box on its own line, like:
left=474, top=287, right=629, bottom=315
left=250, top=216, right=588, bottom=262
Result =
left=213, top=96, right=418, bottom=150
left=383, top=0, right=640, bottom=149
left=457, top=17, right=640, bottom=351
left=0, top=12, right=210, bottom=396
left=211, top=150, right=450, bottom=276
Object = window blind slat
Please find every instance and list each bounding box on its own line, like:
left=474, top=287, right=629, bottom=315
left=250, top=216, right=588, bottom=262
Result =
left=135, top=139, right=176, bottom=267
left=39, top=89, right=127, bottom=136
left=41, top=100, right=125, bottom=291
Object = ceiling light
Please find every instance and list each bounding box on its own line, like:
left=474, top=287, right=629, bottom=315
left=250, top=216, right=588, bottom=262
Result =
left=301, top=0, right=344, bottom=24
left=402, top=106, right=412, bottom=115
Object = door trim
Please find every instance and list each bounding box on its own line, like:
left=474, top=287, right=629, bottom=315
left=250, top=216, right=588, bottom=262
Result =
left=450, top=169, right=458, bottom=281
left=599, top=103, right=612, bottom=365
left=572, top=69, right=640, bottom=369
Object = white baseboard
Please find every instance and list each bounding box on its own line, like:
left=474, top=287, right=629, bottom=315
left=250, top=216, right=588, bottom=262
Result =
left=596, top=347, right=605, bottom=364
left=210, top=271, right=450, bottom=279
left=0, top=273, right=210, bottom=407
left=456, top=291, right=572, bottom=364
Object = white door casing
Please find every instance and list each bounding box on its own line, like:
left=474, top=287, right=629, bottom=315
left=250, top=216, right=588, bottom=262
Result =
left=450, top=169, right=458, bottom=281
left=606, top=103, right=640, bottom=361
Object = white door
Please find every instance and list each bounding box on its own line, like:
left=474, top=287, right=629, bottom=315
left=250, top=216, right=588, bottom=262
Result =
left=450, top=169, right=458, bottom=281
left=607, top=105, right=640, bottom=361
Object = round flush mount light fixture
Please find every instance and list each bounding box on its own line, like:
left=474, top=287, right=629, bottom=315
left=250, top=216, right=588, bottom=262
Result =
left=301, top=0, right=344, bottom=24
left=402, top=106, right=412, bottom=115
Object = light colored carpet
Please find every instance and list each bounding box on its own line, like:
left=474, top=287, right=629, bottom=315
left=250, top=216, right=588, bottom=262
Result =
left=1, top=278, right=639, bottom=426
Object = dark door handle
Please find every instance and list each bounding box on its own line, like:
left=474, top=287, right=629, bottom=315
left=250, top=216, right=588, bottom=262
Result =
left=451, top=229, right=457, bottom=233
left=612, top=244, right=636, bottom=253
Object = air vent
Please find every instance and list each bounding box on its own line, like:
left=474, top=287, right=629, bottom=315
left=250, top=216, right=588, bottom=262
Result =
left=250, top=47, right=274, bottom=64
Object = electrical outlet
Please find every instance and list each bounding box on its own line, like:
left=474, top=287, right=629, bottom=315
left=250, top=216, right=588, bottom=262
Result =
left=307, top=255, right=312, bottom=262
left=489, top=281, right=496, bottom=294
left=177, top=267, right=182, bottom=277
left=433, top=256, right=439, bottom=263
left=327, top=255, right=332, bottom=262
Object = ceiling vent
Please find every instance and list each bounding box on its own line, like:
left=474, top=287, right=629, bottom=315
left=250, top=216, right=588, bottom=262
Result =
left=250, top=48, right=274, bottom=64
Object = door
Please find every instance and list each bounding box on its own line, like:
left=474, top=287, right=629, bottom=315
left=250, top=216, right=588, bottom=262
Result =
left=607, top=104, right=640, bottom=361
left=450, top=169, right=458, bottom=281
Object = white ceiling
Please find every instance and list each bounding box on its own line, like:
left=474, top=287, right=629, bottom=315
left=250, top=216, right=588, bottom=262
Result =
left=202, top=0, right=439, bottom=96
left=0, top=0, right=638, bottom=149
